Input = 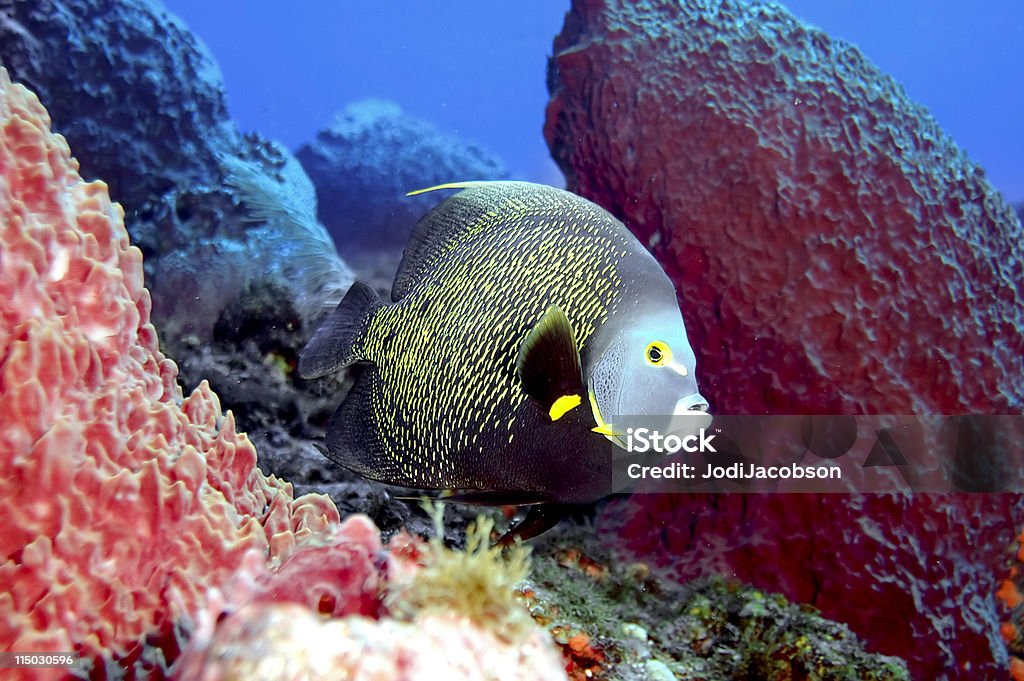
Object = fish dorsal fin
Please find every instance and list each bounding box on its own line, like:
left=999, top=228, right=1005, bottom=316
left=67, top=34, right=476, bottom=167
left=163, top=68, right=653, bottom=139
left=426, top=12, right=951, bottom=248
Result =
left=515, top=305, right=585, bottom=421
left=393, top=181, right=542, bottom=301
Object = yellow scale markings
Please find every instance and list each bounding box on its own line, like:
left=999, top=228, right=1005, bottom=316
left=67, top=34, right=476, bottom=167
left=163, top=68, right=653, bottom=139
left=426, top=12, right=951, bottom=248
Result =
left=361, top=189, right=631, bottom=485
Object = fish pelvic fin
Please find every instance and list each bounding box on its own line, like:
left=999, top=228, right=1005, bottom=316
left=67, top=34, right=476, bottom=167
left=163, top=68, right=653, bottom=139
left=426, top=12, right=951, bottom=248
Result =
left=495, top=504, right=571, bottom=546
left=298, top=281, right=383, bottom=379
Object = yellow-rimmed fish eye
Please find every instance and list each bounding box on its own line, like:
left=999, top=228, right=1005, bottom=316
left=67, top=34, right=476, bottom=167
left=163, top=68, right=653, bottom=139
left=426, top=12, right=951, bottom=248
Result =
left=645, top=340, right=672, bottom=366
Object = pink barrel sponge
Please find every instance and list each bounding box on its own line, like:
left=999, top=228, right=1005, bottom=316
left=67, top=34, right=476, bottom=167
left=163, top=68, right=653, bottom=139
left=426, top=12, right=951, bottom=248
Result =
left=0, top=66, right=348, bottom=667
left=544, top=1, right=1024, bottom=677
left=545, top=0, right=1024, bottom=415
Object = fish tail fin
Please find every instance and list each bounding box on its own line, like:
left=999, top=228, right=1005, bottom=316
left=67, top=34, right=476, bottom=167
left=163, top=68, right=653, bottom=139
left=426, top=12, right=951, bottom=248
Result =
left=322, top=365, right=411, bottom=484
left=298, top=281, right=383, bottom=379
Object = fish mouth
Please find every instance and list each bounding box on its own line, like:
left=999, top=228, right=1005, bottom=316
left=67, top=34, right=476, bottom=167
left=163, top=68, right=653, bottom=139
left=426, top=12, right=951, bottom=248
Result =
left=674, top=392, right=710, bottom=415
left=667, top=392, right=713, bottom=436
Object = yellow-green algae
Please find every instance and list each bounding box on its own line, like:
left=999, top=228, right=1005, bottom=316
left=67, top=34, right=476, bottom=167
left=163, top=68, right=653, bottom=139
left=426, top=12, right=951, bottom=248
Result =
left=520, top=522, right=910, bottom=681
left=385, top=505, right=911, bottom=680
left=386, top=502, right=534, bottom=641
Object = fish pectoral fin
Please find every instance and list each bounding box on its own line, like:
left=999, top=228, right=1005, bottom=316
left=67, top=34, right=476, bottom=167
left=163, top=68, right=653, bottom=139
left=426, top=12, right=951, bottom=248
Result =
left=549, top=394, right=582, bottom=421
left=516, top=305, right=586, bottom=420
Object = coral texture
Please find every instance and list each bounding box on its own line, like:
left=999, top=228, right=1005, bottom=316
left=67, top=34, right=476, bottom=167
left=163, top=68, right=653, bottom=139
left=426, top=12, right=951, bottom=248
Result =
left=296, top=99, right=508, bottom=254
left=165, top=525, right=574, bottom=681
left=0, top=65, right=347, bottom=672
left=0, top=0, right=231, bottom=214
left=545, top=0, right=1024, bottom=416
left=998, top=528, right=1024, bottom=677
left=0, top=0, right=352, bottom=351
left=525, top=532, right=910, bottom=680
left=544, top=0, right=1024, bottom=677
left=174, top=522, right=565, bottom=681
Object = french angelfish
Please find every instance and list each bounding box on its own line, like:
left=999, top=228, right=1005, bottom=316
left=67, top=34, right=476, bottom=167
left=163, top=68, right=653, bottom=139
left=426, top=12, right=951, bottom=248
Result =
left=299, top=181, right=708, bottom=542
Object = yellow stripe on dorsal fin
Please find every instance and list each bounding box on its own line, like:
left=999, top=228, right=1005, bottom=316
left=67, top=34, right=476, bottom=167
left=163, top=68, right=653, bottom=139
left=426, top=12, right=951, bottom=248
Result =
left=406, top=181, right=497, bottom=197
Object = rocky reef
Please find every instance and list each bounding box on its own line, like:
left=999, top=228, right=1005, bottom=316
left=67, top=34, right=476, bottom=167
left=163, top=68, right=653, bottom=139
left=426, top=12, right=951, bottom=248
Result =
left=0, top=0, right=352, bottom=353
left=595, top=492, right=1020, bottom=680
left=296, top=99, right=508, bottom=285
left=3, top=0, right=1019, bottom=676
left=525, top=525, right=909, bottom=681
left=0, top=61, right=916, bottom=678
left=544, top=1, right=1024, bottom=678
left=0, top=0, right=358, bottom=512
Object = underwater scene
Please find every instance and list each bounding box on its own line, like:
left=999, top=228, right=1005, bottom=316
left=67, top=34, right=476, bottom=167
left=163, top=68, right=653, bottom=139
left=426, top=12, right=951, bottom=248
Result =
left=1, top=1, right=1022, bottom=679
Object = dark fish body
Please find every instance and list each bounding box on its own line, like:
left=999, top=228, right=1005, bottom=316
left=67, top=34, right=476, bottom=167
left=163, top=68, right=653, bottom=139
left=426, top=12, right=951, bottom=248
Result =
left=300, top=181, right=706, bottom=506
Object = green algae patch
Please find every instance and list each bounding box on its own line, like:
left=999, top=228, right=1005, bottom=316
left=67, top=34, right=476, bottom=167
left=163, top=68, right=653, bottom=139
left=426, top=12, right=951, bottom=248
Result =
left=522, top=526, right=910, bottom=681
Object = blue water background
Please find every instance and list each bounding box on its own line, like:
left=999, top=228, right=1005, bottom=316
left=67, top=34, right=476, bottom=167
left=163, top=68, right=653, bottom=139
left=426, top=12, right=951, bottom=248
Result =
left=164, top=0, right=1023, bottom=203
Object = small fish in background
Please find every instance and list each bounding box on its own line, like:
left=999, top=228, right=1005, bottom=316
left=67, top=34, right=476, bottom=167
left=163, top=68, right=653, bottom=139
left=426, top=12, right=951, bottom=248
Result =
left=299, top=181, right=709, bottom=542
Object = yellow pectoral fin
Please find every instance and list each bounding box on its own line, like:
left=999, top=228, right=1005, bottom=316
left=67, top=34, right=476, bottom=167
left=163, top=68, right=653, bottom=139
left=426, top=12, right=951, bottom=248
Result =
left=549, top=394, right=582, bottom=421
left=591, top=423, right=620, bottom=436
